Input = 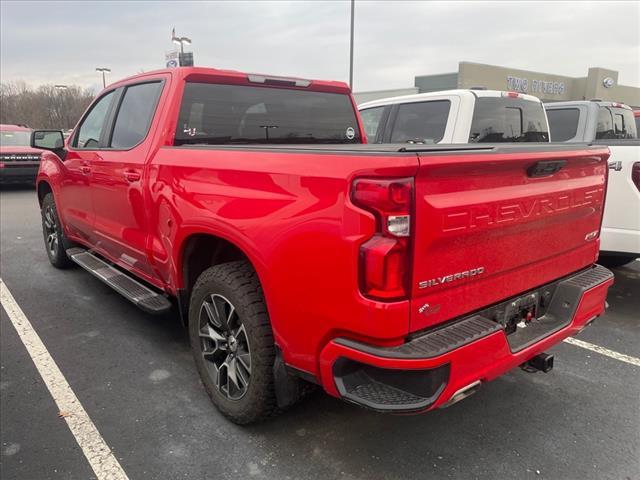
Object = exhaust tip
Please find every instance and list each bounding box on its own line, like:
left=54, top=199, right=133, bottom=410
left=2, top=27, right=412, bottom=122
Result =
left=440, top=380, right=481, bottom=408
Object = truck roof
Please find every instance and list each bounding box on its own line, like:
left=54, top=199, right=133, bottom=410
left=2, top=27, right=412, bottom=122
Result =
left=545, top=100, right=633, bottom=110
left=358, top=89, right=542, bottom=109
left=105, top=66, right=352, bottom=95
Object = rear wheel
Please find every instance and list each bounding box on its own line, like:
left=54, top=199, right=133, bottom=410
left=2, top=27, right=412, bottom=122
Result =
left=188, top=261, right=279, bottom=424
left=41, top=193, right=73, bottom=269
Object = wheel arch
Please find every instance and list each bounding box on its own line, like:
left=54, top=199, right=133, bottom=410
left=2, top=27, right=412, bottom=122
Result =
left=176, top=230, right=270, bottom=319
left=36, top=180, right=53, bottom=207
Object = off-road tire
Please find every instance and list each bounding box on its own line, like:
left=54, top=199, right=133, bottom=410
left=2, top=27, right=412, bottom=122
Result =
left=41, top=193, right=73, bottom=269
left=188, top=261, right=279, bottom=424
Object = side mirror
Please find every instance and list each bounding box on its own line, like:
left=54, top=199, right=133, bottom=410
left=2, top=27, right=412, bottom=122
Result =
left=31, top=130, right=65, bottom=150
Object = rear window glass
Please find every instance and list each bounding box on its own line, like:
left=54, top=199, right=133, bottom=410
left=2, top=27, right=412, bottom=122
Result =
left=175, top=83, right=361, bottom=145
left=611, top=107, right=637, bottom=139
left=359, top=107, right=384, bottom=141
left=469, top=97, right=549, bottom=143
left=389, top=100, right=450, bottom=144
left=595, top=107, right=614, bottom=139
left=546, top=108, right=580, bottom=142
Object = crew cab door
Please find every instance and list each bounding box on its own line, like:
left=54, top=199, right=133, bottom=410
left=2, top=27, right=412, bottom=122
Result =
left=62, top=89, right=117, bottom=244
left=89, top=80, right=165, bottom=284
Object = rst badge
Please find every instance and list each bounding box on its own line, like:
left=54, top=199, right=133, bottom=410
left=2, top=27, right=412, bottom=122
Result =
left=419, top=267, right=485, bottom=289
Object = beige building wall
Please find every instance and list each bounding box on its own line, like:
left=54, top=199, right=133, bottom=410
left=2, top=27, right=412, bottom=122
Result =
left=458, top=62, right=640, bottom=106
left=355, top=62, right=640, bottom=107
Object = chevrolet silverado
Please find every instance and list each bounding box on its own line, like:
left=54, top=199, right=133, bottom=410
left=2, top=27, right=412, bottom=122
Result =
left=32, top=67, right=613, bottom=424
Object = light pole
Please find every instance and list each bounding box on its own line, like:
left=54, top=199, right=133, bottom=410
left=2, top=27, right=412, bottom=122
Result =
left=53, top=85, right=68, bottom=128
left=172, top=32, right=192, bottom=55
left=95, top=67, right=111, bottom=88
left=349, top=0, right=355, bottom=90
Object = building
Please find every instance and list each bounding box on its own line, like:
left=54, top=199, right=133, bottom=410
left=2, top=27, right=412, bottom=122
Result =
left=354, top=61, right=640, bottom=107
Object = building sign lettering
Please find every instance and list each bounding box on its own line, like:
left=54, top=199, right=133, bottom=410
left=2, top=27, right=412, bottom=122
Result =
left=506, top=75, right=565, bottom=96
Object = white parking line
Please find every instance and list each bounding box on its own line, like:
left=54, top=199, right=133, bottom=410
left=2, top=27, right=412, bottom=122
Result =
left=564, top=337, right=640, bottom=367
left=0, top=279, right=129, bottom=480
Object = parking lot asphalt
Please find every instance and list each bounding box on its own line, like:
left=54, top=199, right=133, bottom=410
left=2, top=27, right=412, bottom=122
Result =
left=1, top=186, right=639, bottom=480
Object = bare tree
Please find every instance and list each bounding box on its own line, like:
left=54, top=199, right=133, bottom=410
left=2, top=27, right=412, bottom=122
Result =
left=0, top=82, right=95, bottom=129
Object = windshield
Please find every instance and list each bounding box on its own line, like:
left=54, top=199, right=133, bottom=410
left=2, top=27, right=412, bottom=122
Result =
left=175, top=83, right=361, bottom=145
left=0, top=130, right=31, bottom=147
left=469, top=97, right=549, bottom=143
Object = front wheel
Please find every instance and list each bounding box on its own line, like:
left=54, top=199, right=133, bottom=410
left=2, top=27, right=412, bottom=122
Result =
left=189, top=261, right=279, bottom=424
left=41, top=193, right=73, bottom=268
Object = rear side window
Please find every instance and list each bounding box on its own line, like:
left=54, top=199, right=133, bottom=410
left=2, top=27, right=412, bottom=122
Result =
left=359, top=107, right=384, bottom=141
left=174, top=83, right=361, bottom=145
left=111, top=82, right=163, bottom=149
left=611, top=107, right=637, bottom=139
left=75, top=91, right=114, bottom=149
left=546, top=108, right=580, bottom=142
left=635, top=114, right=640, bottom=135
left=389, top=101, right=450, bottom=144
left=469, top=97, right=549, bottom=143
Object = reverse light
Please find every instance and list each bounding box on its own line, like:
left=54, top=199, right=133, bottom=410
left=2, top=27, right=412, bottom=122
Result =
left=351, top=178, right=413, bottom=300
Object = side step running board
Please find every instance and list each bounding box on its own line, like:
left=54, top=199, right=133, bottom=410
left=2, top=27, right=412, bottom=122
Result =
left=67, top=248, right=172, bottom=314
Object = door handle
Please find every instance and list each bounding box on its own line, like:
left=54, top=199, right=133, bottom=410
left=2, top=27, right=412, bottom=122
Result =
left=124, top=170, right=141, bottom=182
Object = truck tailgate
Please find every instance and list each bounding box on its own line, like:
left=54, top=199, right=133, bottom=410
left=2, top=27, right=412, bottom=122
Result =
left=410, top=145, right=610, bottom=333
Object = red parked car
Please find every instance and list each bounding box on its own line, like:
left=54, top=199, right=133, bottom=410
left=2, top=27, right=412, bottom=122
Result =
left=0, top=124, right=42, bottom=183
left=32, top=67, right=613, bottom=424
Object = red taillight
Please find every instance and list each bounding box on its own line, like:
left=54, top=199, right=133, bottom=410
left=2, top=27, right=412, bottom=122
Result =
left=632, top=162, right=640, bottom=192
left=351, top=178, right=413, bottom=300
left=502, top=91, right=521, bottom=99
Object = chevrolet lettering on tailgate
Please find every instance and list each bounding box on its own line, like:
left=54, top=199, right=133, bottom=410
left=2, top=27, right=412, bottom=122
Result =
left=442, top=187, right=604, bottom=233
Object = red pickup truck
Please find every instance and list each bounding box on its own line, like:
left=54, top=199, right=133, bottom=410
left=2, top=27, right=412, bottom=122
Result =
left=32, top=67, right=614, bottom=424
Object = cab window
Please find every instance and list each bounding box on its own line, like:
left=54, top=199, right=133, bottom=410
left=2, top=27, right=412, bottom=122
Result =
left=610, top=107, right=637, bottom=139
left=359, top=107, right=384, bottom=141
left=469, top=98, right=549, bottom=143
left=74, top=91, right=115, bottom=149
left=595, top=107, right=614, bottom=139
left=390, top=100, right=450, bottom=144
left=110, top=82, right=163, bottom=149
left=546, top=108, right=580, bottom=142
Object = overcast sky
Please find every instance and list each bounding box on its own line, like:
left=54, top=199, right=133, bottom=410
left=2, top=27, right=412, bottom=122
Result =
left=1, top=1, right=638, bottom=93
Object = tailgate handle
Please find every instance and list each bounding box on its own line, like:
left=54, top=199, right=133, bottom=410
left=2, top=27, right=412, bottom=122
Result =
left=527, top=160, right=567, bottom=178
